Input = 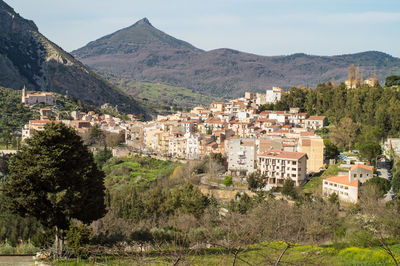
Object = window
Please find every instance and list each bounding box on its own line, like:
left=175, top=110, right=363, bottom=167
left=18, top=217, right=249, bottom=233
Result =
left=292, top=168, right=296, bottom=171
left=344, top=186, right=348, bottom=190
left=292, top=174, right=296, bottom=177
left=292, top=161, right=297, bottom=165
left=298, top=168, right=301, bottom=171
left=360, top=174, right=362, bottom=178
left=324, top=181, right=328, bottom=185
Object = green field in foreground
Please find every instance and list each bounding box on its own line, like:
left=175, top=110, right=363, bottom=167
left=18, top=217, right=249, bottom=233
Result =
left=50, top=242, right=400, bottom=265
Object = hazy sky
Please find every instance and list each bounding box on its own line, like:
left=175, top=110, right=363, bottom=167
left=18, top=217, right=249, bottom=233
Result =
left=5, top=0, right=400, bottom=57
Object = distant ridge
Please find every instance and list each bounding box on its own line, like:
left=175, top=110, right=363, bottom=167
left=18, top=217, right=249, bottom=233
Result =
left=0, top=0, right=145, bottom=115
left=73, top=18, right=400, bottom=97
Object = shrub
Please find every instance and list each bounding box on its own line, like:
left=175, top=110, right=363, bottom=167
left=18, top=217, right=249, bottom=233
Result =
left=0, top=241, right=15, bottom=255
left=222, top=176, right=233, bottom=187
left=16, top=241, right=38, bottom=254
left=66, top=223, right=93, bottom=258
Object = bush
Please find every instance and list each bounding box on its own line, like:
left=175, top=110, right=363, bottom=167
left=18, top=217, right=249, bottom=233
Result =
left=16, top=241, right=38, bottom=254
left=222, top=176, right=233, bottom=187
left=66, top=223, right=93, bottom=258
left=0, top=241, right=15, bottom=255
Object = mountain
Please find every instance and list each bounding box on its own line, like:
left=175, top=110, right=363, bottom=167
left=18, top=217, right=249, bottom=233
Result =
left=0, top=0, right=144, bottom=115
left=73, top=18, right=400, bottom=97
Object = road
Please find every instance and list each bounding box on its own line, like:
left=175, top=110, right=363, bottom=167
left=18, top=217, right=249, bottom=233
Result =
left=376, top=160, right=391, bottom=181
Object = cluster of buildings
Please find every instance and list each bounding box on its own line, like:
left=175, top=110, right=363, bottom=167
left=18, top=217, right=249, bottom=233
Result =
left=22, top=108, right=137, bottom=143
left=21, top=87, right=329, bottom=190
left=122, top=88, right=328, bottom=189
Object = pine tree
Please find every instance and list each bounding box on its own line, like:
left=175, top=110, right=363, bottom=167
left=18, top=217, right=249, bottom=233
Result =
left=2, top=123, right=106, bottom=255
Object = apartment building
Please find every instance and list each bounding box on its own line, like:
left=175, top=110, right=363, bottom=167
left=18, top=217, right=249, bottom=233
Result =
left=227, top=138, right=257, bottom=176
left=258, top=150, right=307, bottom=187
left=304, top=116, right=327, bottom=130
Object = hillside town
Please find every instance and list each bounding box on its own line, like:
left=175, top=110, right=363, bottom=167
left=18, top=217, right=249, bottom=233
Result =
left=20, top=86, right=399, bottom=204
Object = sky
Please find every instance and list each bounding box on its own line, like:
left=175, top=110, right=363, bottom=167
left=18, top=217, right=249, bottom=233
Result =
left=5, top=0, right=400, bottom=57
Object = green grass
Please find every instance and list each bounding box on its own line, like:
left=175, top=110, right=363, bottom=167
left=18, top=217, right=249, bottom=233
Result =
left=49, top=242, right=400, bottom=265
left=103, top=155, right=180, bottom=188
left=303, top=164, right=349, bottom=193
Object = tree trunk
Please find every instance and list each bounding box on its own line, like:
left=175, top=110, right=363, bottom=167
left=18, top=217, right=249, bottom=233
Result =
left=54, top=226, right=59, bottom=259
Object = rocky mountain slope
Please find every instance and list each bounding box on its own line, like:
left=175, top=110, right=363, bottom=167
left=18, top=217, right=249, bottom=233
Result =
left=73, top=18, right=400, bottom=97
left=0, top=0, right=144, bottom=114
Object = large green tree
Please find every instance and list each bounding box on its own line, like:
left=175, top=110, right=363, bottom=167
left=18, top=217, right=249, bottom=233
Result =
left=358, top=142, right=381, bottom=165
left=2, top=123, right=106, bottom=253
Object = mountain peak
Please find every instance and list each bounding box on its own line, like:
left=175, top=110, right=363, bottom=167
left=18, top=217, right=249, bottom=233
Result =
left=134, top=17, right=152, bottom=27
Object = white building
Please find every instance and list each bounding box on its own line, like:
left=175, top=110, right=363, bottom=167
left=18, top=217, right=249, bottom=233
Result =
left=266, top=87, right=283, bottom=104
left=227, top=138, right=257, bottom=176
left=186, top=133, right=203, bottom=159
left=322, top=175, right=359, bottom=203
left=304, top=116, right=327, bottom=130
left=258, top=150, right=307, bottom=187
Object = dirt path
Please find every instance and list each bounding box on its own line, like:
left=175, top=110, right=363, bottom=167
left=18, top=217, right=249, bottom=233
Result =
left=0, top=256, right=35, bottom=266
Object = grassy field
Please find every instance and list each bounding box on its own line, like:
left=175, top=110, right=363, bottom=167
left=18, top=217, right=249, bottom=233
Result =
left=50, top=242, right=400, bottom=265
left=113, top=80, right=226, bottom=115
left=103, top=155, right=180, bottom=188
left=302, top=164, right=349, bottom=194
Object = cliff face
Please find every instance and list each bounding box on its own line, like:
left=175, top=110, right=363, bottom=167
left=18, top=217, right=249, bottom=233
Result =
left=0, top=0, right=144, bottom=114
left=73, top=18, right=400, bottom=97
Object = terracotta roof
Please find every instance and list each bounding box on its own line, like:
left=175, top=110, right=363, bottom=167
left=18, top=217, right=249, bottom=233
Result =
left=306, top=116, right=326, bottom=120
left=350, top=164, right=373, bottom=172
left=301, top=132, right=315, bottom=136
left=30, top=120, right=60, bottom=124
left=324, top=175, right=359, bottom=187
left=258, top=150, right=306, bottom=160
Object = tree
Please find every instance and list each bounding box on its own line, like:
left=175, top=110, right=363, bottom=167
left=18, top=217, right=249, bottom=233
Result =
left=2, top=123, right=106, bottom=255
left=105, top=132, right=125, bottom=148
left=358, top=142, right=381, bottom=165
left=392, top=171, right=400, bottom=193
left=281, top=178, right=297, bottom=199
left=364, top=177, right=390, bottom=196
left=330, top=117, right=359, bottom=150
left=93, top=146, right=112, bottom=169
left=88, top=124, right=105, bottom=145
left=247, top=171, right=265, bottom=191
left=323, top=139, right=339, bottom=159
left=328, top=192, right=339, bottom=205
left=385, top=75, right=400, bottom=87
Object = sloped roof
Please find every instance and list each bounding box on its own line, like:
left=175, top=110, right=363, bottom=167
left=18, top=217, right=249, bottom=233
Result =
left=324, top=175, right=359, bottom=187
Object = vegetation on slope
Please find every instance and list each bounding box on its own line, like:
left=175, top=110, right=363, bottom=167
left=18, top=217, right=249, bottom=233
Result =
left=111, top=79, right=226, bottom=115
left=72, top=16, right=400, bottom=97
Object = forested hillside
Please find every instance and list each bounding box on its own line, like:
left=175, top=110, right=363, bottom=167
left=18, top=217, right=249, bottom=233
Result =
left=260, top=83, right=400, bottom=151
